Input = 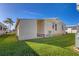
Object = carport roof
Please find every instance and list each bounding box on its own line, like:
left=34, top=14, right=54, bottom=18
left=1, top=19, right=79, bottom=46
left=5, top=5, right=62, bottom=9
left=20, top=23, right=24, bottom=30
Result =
left=0, top=22, right=7, bottom=28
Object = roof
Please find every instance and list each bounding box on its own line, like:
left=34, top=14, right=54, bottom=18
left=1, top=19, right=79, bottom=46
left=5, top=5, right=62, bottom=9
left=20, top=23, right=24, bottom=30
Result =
left=15, top=19, right=20, bottom=29
left=66, top=25, right=77, bottom=30
left=0, top=22, right=7, bottom=28
left=77, top=3, right=79, bottom=11
left=45, top=18, right=64, bottom=24
left=16, top=18, right=65, bottom=29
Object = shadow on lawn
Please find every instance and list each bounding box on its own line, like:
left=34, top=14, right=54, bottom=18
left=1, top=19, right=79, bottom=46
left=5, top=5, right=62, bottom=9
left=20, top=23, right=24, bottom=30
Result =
left=27, top=34, right=75, bottom=48
left=0, top=34, right=39, bottom=56
left=0, top=34, right=10, bottom=41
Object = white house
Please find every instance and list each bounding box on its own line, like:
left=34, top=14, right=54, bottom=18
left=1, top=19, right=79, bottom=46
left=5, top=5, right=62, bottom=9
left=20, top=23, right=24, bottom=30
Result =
left=0, top=22, right=7, bottom=35
left=77, top=3, right=79, bottom=11
left=65, top=25, right=77, bottom=33
left=16, top=18, right=66, bottom=40
left=75, top=23, right=79, bottom=50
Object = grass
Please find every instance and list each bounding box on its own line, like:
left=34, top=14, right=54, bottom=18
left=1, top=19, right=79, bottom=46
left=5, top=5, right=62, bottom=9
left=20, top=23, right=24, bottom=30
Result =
left=0, top=33, right=38, bottom=56
left=0, top=33, right=79, bottom=56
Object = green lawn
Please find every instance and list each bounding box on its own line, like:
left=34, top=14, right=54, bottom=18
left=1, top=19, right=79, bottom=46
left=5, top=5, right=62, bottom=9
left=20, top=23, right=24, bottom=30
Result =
left=0, top=33, right=79, bottom=56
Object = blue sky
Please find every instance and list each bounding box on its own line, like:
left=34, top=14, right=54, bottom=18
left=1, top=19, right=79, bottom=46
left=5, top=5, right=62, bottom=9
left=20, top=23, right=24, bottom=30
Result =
left=0, top=3, right=79, bottom=25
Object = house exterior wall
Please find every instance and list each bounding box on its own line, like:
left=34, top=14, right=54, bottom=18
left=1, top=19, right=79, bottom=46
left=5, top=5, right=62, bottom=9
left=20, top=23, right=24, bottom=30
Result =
left=16, top=19, right=65, bottom=40
left=65, top=28, right=72, bottom=33
left=65, top=28, right=77, bottom=33
left=44, top=19, right=65, bottom=37
left=72, top=30, right=77, bottom=33
left=0, top=30, right=5, bottom=35
left=53, top=23, right=65, bottom=35
left=0, top=27, right=6, bottom=35
left=17, top=20, right=37, bottom=40
left=37, top=20, right=44, bottom=34
left=16, top=22, right=20, bottom=37
left=44, top=20, right=53, bottom=36
left=77, top=3, right=79, bottom=11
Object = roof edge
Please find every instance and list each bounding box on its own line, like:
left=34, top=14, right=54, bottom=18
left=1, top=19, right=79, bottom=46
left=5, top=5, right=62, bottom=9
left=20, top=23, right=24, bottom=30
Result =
left=15, top=19, right=20, bottom=29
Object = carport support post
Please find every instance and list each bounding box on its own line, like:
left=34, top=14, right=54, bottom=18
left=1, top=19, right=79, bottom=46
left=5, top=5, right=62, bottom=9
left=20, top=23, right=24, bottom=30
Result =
left=74, top=23, right=79, bottom=51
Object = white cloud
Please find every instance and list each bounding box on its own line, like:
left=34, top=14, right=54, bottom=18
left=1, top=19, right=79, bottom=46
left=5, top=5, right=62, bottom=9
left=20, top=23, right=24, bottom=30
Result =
left=23, top=10, right=43, bottom=16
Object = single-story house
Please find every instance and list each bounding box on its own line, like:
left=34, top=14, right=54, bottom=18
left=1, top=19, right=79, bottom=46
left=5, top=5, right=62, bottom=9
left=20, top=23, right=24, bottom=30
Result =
left=77, top=3, right=79, bottom=11
left=16, top=18, right=66, bottom=40
left=0, top=22, right=7, bottom=35
left=65, top=25, right=77, bottom=33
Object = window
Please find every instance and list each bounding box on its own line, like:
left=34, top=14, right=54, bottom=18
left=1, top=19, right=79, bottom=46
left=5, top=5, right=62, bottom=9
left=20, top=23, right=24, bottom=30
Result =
left=62, top=25, right=64, bottom=30
left=52, top=23, right=54, bottom=29
left=55, top=24, right=57, bottom=31
left=0, top=25, right=2, bottom=30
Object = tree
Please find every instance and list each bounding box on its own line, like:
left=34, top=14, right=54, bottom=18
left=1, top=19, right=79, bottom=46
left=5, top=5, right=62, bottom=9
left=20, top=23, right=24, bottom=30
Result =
left=3, top=18, right=14, bottom=32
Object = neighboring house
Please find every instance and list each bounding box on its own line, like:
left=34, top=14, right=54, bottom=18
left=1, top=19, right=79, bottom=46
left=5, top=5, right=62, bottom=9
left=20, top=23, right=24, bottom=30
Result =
left=16, top=18, right=66, bottom=40
left=0, top=22, right=7, bottom=35
left=77, top=3, right=79, bottom=11
left=65, top=25, right=77, bottom=33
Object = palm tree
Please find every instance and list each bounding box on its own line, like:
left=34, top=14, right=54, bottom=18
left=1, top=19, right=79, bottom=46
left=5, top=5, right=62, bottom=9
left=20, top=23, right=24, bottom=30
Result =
left=3, top=18, right=14, bottom=32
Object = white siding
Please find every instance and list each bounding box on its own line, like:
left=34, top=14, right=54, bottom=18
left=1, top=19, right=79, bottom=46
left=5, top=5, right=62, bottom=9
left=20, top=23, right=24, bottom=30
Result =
left=65, top=28, right=77, bottom=33
left=75, top=33, right=79, bottom=48
left=16, top=23, right=20, bottom=37
left=17, top=20, right=37, bottom=40
left=16, top=19, right=65, bottom=40
left=65, top=28, right=72, bottom=33
left=72, top=30, right=77, bottom=33
left=77, top=3, right=79, bottom=11
left=44, top=20, right=65, bottom=36
left=44, top=20, right=49, bottom=36
left=53, top=23, right=65, bottom=35
left=0, top=30, right=5, bottom=35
